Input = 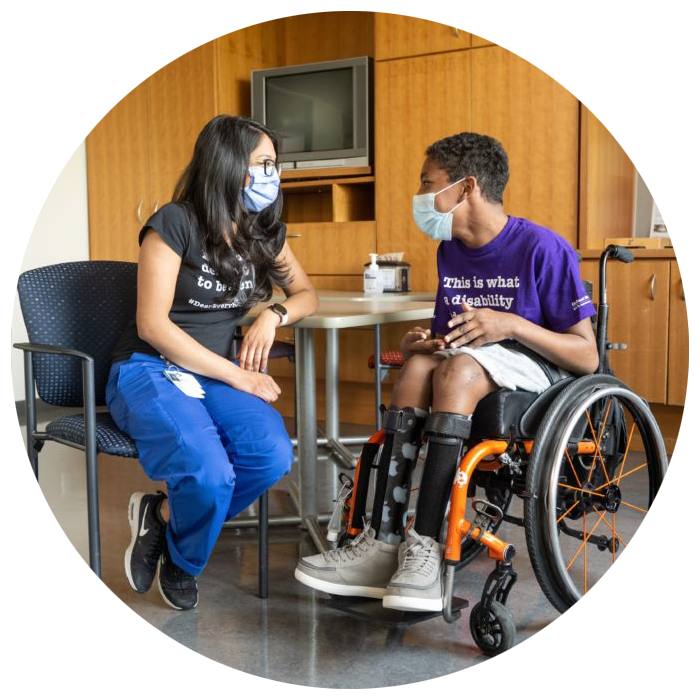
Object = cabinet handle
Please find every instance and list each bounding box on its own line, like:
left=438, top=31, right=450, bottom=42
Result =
left=288, top=234, right=302, bottom=238
left=453, top=27, right=460, bottom=37
left=649, top=273, right=656, bottom=301
left=681, top=286, right=685, bottom=301
left=153, top=201, right=159, bottom=214
left=136, top=201, right=144, bottom=225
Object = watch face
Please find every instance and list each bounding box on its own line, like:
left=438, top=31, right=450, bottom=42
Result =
left=272, top=303, right=288, bottom=315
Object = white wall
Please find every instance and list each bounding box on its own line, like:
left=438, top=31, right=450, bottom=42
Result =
left=12, top=141, right=90, bottom=401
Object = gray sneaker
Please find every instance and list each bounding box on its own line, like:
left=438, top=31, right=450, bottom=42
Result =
left=382, top=529, right=443, bottom=612
left=294, top=524, right=399, bottom=598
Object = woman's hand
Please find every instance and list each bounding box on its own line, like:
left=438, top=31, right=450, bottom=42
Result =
left=230, top=367, right=281, bottom=403
left=444, top=301, right=517, bottom=349
left=238, top=309, right=280, bottom=372
left=400, top=326, right=446, bottom=358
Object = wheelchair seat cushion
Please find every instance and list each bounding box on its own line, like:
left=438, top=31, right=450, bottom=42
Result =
left=471, top=389, right=539, bottom=439
left=45, top=412, right=138, bottom=458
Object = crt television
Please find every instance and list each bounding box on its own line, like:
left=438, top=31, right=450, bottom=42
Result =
left=251, top=56, right=372, bottom=171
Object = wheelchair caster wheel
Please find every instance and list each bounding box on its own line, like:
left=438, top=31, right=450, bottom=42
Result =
left=469, top=601, right=515, bottom=657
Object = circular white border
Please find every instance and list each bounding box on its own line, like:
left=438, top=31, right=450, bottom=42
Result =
left=3, top=1, right=696, bottom=697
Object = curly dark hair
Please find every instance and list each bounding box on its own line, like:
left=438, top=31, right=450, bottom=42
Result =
left=425, top=132, right=509, bottom=204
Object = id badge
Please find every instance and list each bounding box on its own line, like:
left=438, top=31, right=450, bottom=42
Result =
left=161, top=357, right=205, bottom=399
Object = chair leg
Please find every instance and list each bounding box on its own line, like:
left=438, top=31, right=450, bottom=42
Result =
left=258, top=491, right=269, bottom=598
left=82, top=362, right=101, bottom=578
left=22, top=350, right=39, bottom=479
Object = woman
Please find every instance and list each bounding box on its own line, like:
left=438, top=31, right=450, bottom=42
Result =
left=107, top=115, right=318, bottom=610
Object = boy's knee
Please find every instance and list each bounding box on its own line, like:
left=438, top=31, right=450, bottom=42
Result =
left=398, top=352, right=438, bottom=381
left=267, top=430, right=293, bottom=480
left=433, top=354, right=483, bottom=388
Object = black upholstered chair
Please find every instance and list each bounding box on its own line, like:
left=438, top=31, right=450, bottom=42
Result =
left=15, top=261, right=270, bottom=596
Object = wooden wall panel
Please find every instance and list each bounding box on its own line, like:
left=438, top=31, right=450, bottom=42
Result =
left=281, top=12, right=374, bottom=65
left=579, top=107, right=636, bottom=249
left=375, top=51, right=472, bottom=292
left=374, top=12, right=471, bottom=60
left=87, top=81, right=151, bottom=262
left=147, top=42, right=218, bottom=205
left=470, top=46, right=580, bottom=247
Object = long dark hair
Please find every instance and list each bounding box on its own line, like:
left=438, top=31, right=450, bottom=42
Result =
left=173, top=115, right=289, bottom=309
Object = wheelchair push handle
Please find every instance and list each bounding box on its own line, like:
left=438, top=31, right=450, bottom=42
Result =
left=596, top=245, right=634, bottom=373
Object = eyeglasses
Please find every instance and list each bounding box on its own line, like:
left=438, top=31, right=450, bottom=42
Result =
left=251, top=159, right=281, bottom=177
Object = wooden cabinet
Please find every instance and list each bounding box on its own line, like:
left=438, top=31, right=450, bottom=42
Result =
left=87, top=43, right=217, bottom=262
left=580, top=258, right=671, bottom=404
left=668, top=260, right=688, bottom=405
left=374, top=12, right=471, bottom=60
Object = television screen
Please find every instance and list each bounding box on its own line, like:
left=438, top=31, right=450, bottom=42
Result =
left=265, top=67, right=354, bottom=155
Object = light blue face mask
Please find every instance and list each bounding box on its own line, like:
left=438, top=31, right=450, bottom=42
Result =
left=241, top=166, right=281, bottom=212
left=412, top=177, right=466, bottom=241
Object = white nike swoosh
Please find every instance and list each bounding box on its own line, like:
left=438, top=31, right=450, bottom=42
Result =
left=139, top=503, right=150, bottom=537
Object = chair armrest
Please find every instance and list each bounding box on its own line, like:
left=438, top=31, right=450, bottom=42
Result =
left=13, top=341, right=93, bottom=363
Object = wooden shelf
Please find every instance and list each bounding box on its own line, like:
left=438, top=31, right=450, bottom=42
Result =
left=281, top=176, right=374, bottom=193
left=281, top=166, right=372, bottom=181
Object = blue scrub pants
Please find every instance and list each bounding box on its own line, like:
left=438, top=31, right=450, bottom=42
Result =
left=106, top=352, right=293, bottom=576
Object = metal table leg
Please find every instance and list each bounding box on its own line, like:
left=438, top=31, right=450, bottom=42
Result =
left=374, top=323, right=382, bottom=430
left=325, top=327, right=340, bottom=498
left=295, top=327, right=328, bottom=551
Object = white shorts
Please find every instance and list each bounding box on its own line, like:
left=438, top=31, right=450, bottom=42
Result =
left=435, top=342, right=568, bottom=394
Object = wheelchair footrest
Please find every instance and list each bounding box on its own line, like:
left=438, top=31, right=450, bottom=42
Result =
left=324, top=595, right=469, bottom=628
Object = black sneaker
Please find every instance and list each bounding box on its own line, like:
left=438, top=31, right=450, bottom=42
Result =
left=125, top=491, right=167, bottom=593
left=157, top=546, right=199, bottom=610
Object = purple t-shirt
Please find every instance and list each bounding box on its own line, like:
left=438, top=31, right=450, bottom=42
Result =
left=431, top=216, right=595, bottom=336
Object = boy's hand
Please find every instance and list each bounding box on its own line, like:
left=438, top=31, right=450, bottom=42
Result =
left=444, top=301, right=518, bottom=349
left=400, top=327, right=446, bottom=358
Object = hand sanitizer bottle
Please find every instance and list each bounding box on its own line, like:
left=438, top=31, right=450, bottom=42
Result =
left=363, top=253, right=382, bottom=295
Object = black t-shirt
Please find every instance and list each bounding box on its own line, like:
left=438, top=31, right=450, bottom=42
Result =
left=110, top=202, right=284, bottom=363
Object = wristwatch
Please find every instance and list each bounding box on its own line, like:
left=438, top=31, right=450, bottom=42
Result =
left=267, top=302, right=288, bottom=326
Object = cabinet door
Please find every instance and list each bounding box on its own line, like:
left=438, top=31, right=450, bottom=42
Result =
left=581, top=259, right=669, bottom=403
left=147, top=41, right=217, bottom=207
left=470, top=46, right=580, bottom=247
left=375, top=52, right=471, bottom=291
left=87, top=81, right=151, bottom=262
left=668, top=260, right=688, bottom=405
left=374, top=12, right=471, bottom=60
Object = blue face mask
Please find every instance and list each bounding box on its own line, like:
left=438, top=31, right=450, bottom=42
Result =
left=241, top=166, right=281, bottom=212
left=412, top=177, right=466, bottom=241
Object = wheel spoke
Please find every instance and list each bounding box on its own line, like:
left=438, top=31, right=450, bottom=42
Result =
left=595, top=462, right=647, bottom=492
left=557, top=499, right=581, bottom=523
left=585, top=409, right=610, bottom=484
left=615, top=421, right=637, bottom=486
left=565, top=449, right=582, bottom=488
left=558, top=482, right=606, bottom=498
left=591, top=505, right=628, bottom=548
left=620, top=500, right=647, bottom=514
left=583, top=511, right=588, bottom=593
left=565, top=509, right=606, bottom=571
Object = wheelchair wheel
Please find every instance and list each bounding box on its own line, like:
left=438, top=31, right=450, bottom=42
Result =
left=524, top=374, right=667, bottom=612
left=469, top=601, right=516, bottom=656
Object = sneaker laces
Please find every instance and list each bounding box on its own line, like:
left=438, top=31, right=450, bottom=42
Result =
left=322, top=521, right=375, bottom=564
left=398, top=528, right=439, bottom=577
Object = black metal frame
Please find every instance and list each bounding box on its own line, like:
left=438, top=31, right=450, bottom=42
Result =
left=14, top=340, right=270, bottom=597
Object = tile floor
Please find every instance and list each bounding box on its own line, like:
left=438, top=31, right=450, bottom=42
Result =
left=21, top=406, right=653, bottom=688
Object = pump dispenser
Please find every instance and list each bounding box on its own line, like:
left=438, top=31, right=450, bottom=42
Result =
left=363, top=253, right=382, bottom=295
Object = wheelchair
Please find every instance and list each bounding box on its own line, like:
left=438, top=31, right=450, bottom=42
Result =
left=333, top=245, right=668, bottom=656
